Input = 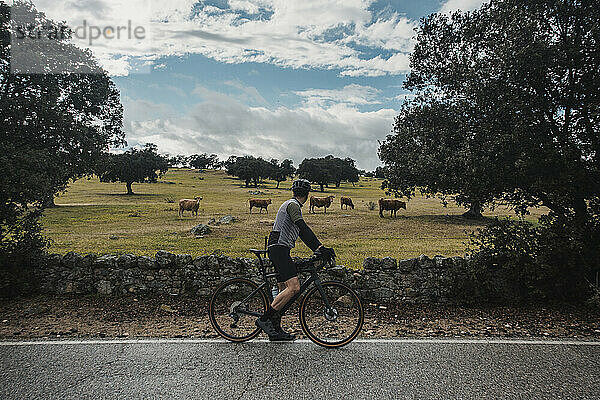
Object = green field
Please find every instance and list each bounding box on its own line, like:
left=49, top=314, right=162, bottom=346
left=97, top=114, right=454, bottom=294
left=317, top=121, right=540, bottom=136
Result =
left=42, top=169, right=547, bottom=269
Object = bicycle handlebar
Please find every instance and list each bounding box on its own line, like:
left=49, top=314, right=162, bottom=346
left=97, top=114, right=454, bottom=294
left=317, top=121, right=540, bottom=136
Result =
left=248, top=247, right=335, bottom=270
left=299, top=252, right=336, bottom=269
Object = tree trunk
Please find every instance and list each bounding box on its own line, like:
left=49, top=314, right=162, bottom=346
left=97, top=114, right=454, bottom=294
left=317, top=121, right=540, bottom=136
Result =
left=462, top=202, right=483, bottom=219
left=126, top=181, right=134, bottom=195
left=572, top=196, right=596, bottom=276
left=43, top=194, right=57, bottom=208
left=276, top=181, right=280, bottom=189
left=573, top=196, right=590, bottom=227
left=335, top=181, right=341, bottom=188
left=320, top=183, right=324, bottom=192
left=245, top=179, right=250, bottom=187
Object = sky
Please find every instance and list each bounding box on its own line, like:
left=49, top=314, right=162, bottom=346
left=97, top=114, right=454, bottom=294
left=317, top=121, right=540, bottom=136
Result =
left=19, top=0, right=485, bottom=170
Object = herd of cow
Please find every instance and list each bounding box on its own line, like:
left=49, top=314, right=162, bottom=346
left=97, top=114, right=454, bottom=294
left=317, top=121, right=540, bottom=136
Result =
left=179, top=195, right=406, bottom=218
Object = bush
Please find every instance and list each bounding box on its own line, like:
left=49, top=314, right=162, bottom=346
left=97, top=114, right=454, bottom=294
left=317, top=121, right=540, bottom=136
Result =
left=467, top=215, right=596, bottom=303
left=0, top=210, right=48, bottom=296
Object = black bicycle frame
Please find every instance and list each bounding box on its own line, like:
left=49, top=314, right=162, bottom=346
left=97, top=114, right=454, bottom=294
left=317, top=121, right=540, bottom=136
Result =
left=234, top=264, right=334, bottom=318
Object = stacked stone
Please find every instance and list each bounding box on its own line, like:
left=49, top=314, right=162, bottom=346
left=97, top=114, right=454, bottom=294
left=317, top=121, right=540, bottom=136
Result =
left=23, top=251, right=472, bottom=303
left=35, top=251, right=262, bottom=297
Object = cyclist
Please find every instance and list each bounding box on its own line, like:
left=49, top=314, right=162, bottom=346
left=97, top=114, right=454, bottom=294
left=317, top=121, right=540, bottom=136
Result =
left=256, top=178, right=335, bottom=341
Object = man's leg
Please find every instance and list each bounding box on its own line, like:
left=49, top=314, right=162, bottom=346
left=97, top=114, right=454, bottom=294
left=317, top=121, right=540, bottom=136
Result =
left=266, top=278, right=299, bottom=340
left=272, top=277, right=300, bottom=311
left=257, top=246, right=298, bottom=339
left=260, top=277, right=299, bottom=322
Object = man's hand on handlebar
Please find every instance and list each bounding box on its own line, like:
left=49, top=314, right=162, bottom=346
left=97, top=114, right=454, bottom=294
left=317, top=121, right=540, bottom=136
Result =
left=314, top=246, right=336, bottom=263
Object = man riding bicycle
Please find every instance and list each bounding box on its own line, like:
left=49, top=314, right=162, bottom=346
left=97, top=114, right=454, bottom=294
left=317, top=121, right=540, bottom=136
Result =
left=256, top=178, right=336, bottom=341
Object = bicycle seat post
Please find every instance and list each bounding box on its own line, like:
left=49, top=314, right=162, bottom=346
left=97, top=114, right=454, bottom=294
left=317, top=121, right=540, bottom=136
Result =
left=248, top=248, right=269, bottom=282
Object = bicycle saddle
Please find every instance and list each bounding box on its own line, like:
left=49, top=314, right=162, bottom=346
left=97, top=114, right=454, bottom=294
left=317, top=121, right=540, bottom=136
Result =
left=248, top=248, right=268, bottom=256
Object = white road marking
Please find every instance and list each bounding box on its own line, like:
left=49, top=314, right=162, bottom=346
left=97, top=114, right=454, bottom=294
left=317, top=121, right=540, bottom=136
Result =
left=0, top=338, right=599, bottom=346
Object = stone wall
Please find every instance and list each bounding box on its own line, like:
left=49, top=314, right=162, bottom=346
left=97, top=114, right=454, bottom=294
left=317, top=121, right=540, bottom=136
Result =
left=3, top=251, right=478, bottom=303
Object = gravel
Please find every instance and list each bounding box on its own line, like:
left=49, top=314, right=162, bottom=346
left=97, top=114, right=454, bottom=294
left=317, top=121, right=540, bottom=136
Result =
left=0, top=294, right=598, bottom=340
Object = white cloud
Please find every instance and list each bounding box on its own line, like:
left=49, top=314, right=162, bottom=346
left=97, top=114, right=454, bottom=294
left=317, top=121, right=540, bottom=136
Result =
left=27, top=0, right=417, bottom=76
left=223, top=80, right=268, bottom=105
left=228, top=0, right=260, bottom=14
left=121, top=95, right=179, bottom=124
left=295, top=84, right=381, bottom=107
left=349, top=16, right=416, bottom=52
left=339, top=52, right=411, bottom=77
left=439, top=0, right=486, bottom=14
left=148, top=83, right=187, bottom=97
left=394, top=93, right=416, bottom=102
left=123, top=88, right=395, bottom=169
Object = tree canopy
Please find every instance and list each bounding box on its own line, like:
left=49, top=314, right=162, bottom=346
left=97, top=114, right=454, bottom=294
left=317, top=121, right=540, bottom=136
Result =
left=379, top=0, right=600, bottom=222
left=268, top=159, right=296, bottom=188
left=98, top=144, right=169, bottom=195
left=225, top=155, right=273, bottom=187
left=167, top=155, right=190, bottom=168
left=297, top=155, right=360, bottom=191
left=364, top=167, right=385, bottom=179
left=0, top=2, right=124, bottom=271
left=189, top=153, right=219, bottom=170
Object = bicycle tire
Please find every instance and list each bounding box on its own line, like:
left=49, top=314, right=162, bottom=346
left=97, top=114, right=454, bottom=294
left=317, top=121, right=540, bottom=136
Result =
left=299, top=280, right=364, bottom=348
left=209, top=277, right=268, bottom=342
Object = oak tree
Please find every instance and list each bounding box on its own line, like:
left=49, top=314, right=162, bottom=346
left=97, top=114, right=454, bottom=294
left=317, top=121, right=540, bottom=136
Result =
left=98, top=144, right=169, bottom=195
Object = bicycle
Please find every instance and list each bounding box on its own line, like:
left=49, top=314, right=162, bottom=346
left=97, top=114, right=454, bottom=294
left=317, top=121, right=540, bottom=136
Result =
left=209, top=245, right=364, bottom=348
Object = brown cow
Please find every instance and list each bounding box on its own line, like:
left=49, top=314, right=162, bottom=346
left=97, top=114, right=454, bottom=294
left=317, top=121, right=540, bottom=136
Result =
left=179, top=196, right=202, bottom=217
left=340, top=196, right=354, bottom=210
left=378, top=198, right=406, bottom=218
left=248, top=198, right=272, bottom=214
left=309, top=195, right=335, bottom=214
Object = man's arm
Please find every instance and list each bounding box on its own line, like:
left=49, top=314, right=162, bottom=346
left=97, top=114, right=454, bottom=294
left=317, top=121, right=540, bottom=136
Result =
left=295, top=219, right=322, bottom=251
left=287, top=202, right=322, bottom=251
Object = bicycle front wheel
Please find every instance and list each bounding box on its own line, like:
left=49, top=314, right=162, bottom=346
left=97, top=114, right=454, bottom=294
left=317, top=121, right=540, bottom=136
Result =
left=209, top=278, right=268, bottom=342
left=299, top=281, right=364, bottom=348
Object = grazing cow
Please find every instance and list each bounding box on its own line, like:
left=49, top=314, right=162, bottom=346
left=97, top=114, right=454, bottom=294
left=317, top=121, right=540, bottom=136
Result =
left=378, top=198, right=406, bottom=218
left=179, top=196, right=202, bottom=217
left=309, top=195, right=335, bottom=214
left=340, top=196, right=354, bottom=210
left=248, top=198, right=272, bottom=214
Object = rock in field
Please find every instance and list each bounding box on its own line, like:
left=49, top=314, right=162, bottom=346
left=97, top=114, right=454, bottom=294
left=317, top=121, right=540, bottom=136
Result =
left=191, top=224, right=211, bottom=236
left=218, top=215, right=236, bottom=224
left=207, top=215, right=236, bottom=226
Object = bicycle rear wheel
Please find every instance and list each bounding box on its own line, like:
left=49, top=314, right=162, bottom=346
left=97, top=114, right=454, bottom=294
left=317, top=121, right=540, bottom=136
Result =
left=299, top=281, right=364, bottom=348
left=209, top=278, right=268, bottom=342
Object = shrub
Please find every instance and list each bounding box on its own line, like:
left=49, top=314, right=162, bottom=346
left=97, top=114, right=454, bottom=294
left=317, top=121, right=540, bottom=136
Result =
left=467, top=215, right=596, bottom=302
left=0, top=210, right=48, bottom=296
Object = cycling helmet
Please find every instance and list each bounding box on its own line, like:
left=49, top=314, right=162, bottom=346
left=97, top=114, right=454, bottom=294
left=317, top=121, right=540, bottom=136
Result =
left=291, top=179, right=311, bottom=194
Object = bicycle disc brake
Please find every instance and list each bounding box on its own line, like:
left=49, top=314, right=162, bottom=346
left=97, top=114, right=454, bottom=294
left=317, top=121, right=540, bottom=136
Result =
left=323, top=307, right=338, bottom=321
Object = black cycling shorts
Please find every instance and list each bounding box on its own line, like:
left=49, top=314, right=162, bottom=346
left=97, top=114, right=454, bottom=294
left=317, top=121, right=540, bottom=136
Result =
left=268, top=245, right=297, bottom=283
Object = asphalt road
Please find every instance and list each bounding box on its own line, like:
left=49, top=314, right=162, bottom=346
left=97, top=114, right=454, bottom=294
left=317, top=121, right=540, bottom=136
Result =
left=1, top=338, right=599, bottom=399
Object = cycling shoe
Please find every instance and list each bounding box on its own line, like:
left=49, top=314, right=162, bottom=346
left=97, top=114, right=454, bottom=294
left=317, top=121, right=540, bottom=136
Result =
left=255, top=318, right=279, bottom=336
